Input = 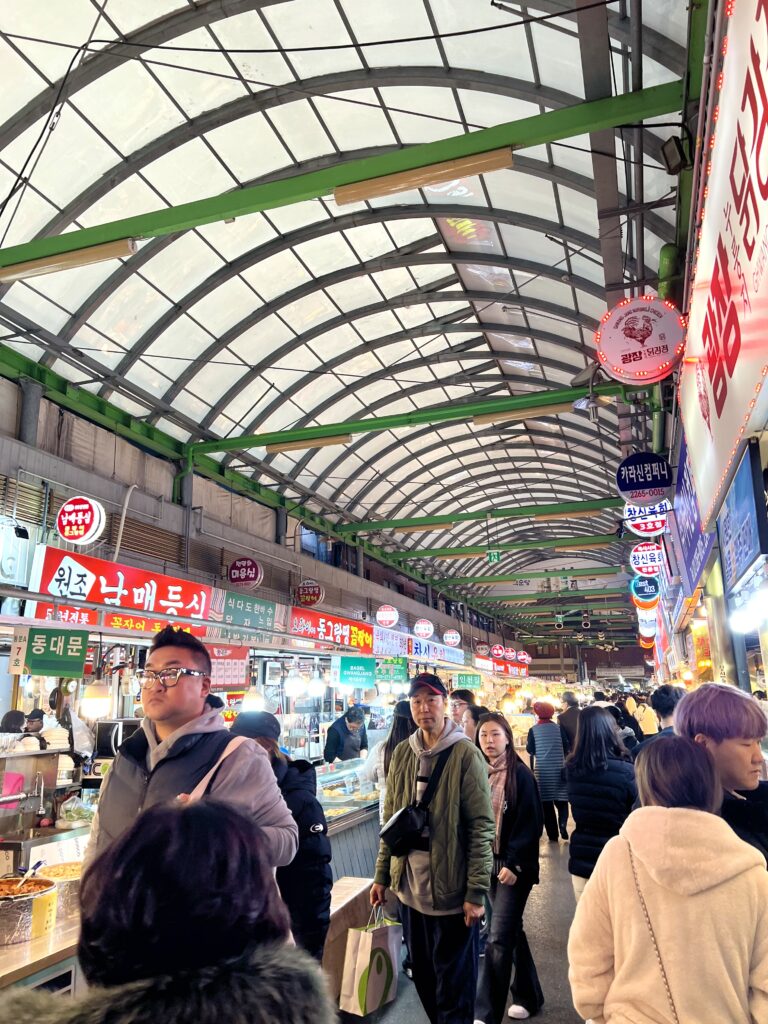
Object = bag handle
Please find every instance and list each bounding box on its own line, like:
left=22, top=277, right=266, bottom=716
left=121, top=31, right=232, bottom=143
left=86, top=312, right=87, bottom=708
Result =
left=416, top=746, right=453, bottom=810
left=627, top=841, right=679, bottom=1024
left=182, top=736, right=250, bottom=803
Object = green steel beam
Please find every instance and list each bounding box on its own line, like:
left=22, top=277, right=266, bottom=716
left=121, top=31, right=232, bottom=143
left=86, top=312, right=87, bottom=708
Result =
left=473, top=587, right=629, bottom=605
left=388, top=533, right=622, bottom=560
left=438, top=566, right=626, bottom=586
left=0, top=81, right=683, bottom=271
left=192, top=382, right=642, bottom=457
left=338, top=499, right=624, bottom=535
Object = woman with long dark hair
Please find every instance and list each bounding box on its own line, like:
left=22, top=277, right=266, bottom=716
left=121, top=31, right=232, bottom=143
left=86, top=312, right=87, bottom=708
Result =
left=231, top=711, right=332, bottom=959
left=0, top=801, right=336, bottom=1024
left=565, top=705, right=636, bottom=903
left=475, top=712, right=544, bottom=1023
left=361, top=699, right=417, bottom=823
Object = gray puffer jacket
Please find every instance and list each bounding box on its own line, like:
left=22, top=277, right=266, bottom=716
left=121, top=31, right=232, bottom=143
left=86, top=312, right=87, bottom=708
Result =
left=0, top=943, right=337, bottom=1024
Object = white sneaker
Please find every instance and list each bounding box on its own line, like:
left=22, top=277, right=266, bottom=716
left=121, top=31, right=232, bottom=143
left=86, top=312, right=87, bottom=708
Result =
left=508, top=1007, right=531, bottom=1020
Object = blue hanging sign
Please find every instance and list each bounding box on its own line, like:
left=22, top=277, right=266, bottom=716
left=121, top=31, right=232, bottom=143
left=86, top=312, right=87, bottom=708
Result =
left=630, top=575, right=660, bottom=604
left=671, top=433, right=715, bottom=598
left=616, top=452, right=673, bottom=507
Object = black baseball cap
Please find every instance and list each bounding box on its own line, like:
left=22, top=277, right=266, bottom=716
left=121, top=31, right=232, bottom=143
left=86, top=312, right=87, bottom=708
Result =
left=230, top=711, right=281, bottom=741
left=408, top=673, right=448, bottom=698
left=26, top=709, right=45, bottom=721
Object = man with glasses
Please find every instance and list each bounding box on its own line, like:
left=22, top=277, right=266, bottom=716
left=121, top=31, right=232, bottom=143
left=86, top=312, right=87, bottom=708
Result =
left=86, top=627, right=297, bottom=867
left=371, top=673, right=494, bottom=1024
left=449, top=688, right=477, bottom=728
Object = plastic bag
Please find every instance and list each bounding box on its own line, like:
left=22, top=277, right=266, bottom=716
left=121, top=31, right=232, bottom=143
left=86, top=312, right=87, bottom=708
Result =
left=58, top=795, right=95, bottom=823
left=68, top=710, right=94, bottom=758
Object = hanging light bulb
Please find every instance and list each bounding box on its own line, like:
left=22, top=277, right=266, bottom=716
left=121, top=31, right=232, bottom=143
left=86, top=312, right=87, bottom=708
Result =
left=284, top=675, right=306, bottom=698
left=308, top=673, right=326, bottom=699
left=241, top=687, right=265, bottom=711
left=377, top=681, right=392, bottom=695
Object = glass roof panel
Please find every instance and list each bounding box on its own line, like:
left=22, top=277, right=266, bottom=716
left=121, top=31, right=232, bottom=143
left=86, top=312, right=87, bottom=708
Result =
left=208, top=11, right=296, bottom=88
left=188, top=277, right=259, bottom=335
left=263, top=0, right=364, bottom=78
left=241, top=250, right=312, bottom=300
left=207, top=113, right=292, bottom=182
left=140, top=234, right=224, bottom=300
left=145, top=30, right=248, bottom=117
left=315, top=90, right=397, bottom=150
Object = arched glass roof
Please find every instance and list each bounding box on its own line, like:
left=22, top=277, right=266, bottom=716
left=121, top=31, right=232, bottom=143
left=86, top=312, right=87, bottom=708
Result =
left=0, top=0, right=691, bottom=626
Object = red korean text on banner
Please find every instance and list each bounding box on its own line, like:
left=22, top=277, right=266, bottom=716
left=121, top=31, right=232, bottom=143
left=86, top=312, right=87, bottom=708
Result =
left=289, top=607, right=374, bottom=654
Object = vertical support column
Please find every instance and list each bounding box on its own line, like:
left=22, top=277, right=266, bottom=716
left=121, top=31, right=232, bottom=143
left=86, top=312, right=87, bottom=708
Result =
left=18, top=378, right=43, bottom=447
left=355, top=545, right=365, bottom=578
left=426, top=583, right=433, bottom=608
left=275, top=507, right=287, bottom=547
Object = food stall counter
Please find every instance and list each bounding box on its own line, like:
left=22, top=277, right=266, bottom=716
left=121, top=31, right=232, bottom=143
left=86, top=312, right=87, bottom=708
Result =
left=0, top=918, right=80, bottom=990
left=316, top=758, right=380, bottom=878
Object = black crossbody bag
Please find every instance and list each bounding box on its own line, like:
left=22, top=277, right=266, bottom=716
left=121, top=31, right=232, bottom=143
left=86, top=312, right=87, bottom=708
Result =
left=379, top=746, right=453, bottom=856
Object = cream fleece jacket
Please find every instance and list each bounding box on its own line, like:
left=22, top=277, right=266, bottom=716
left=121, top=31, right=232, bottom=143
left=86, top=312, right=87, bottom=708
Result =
left=568, top=806, right=768, bottom=1024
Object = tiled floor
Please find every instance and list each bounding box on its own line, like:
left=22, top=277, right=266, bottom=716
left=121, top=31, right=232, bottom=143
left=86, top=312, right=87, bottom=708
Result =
left=369, top=837, right=582, bottom=1023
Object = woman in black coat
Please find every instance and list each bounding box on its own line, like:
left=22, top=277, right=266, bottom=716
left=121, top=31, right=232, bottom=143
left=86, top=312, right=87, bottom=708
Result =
left=475, top=712, right=545, bottom=1024
left=232, top=712, right=333, bottom=958
left=565, top=706, right=637, bottom=903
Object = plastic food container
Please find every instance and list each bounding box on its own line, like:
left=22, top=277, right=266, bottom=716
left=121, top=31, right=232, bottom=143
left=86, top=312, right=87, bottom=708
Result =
left=0, top=877, right=58, bottom=945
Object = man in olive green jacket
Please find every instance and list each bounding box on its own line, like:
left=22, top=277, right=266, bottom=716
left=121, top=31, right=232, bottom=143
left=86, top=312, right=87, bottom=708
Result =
left=371, top=673, right=494, bottom=1024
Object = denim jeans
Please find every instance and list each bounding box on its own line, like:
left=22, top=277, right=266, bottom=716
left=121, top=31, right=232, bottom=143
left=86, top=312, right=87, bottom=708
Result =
left=474, top=873, right=543, bottom=1024
left=400, top=903, right=479, bottom=1024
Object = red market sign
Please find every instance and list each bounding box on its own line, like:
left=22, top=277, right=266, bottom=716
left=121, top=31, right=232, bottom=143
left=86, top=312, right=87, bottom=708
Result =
left=503, top=647, right=517, bottom=661
left=289, top=607, right=373, bottom=654
left=517, top=650, right=532, bottom=665
left=55, top=496, right=106, bottom=546
left=295, top=579, right=325, bottom=608
left=474, top=641, right=490, bottom=656
left=228, top=558, right=263, bottom=591
left=413, top=618, right=434, bottom=640
left=474, top=655, right=529, bottom=678
left=629, top=542, right=664, bottom=577
left=596, top=295, right=686, bottom=384
left=490, top=643, right=505, bottom=658
left=442, top=629, right=461, bottom=647
left=679, top=0, right=768, bottom=529
left=624, top=501, right=670, bottom=538
left=376, top=605, right=399, bottom=628
left=209, top=646, right=250, bottom=688
left=28, top=546, right=211, bottom=635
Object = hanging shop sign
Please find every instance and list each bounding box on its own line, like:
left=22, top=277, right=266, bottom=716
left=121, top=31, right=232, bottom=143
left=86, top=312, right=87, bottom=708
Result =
left=443, top=629, right=462, bottom=647
left=487, top=550, right=502, bottom=565
left=517, top=650, right=532, bottom=665
left=630, top=575, right=660, bottom=608
left=454, top=672, right=482, bottom=690
left=413, top=618, right=434, bottom=640
left=375, top=658, right=409, bottom=685
left=27, top=545, right=212, bottom=634
left=55, top=495, right=106, bottom=546
left=679, top=0, right=768, bottom=530
left=629, top=542, right=664, bottom=577
left=209, top=646, right=250, bottom=689
left=289, top=608, right=373, bottom=654
left=474, top=655, right=529, bottom=677
left=373, top=625, right=409, bottom=659
left=670, top=433, right=716, bottom=598
left=409, top=637, right=465, bottom=666
left=376, top=605, right=399, bottom=628
left=595, top=295, right=686, bottom=384
left=474, top=641, right=491, bottom=656
left=616, top=452, right=673, bottom=506
left=11, top=626, right=88, bottom=678
left=330, top=656, right=377, bottom=690
left=503, top=647, right=517, bottom=661
left=623, top=500, right=670, bottom=538
left=213, top=591, right=277, bottom=633
left=716, top=441, right=768, bottom=596
left=490, top=643, right=505, bottom=658
left=638, top=636, right=655, bottom=650
left=638, top=622, right=657, bottom=639
left=294, top=579, right=325, bottom=608
left=227, top=557, right=263, bottom=591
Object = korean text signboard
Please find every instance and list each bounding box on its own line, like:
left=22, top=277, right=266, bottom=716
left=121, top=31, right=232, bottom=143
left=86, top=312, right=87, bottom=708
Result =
left=616, top=453, right=673, bottom=506
left=624, top=501, right=670, bottom=537
left=55, top=496, right=106, bottom=546
left=11, top=626, right=88, bottom=677
left=373, top=626, right=409, bottom=658
left=455, top=672, right=482, bottom=690
left=376, top=605, right=399, bottom=628
left=289, top=608, right=374, bottom=654
left=474, top=656, right=528, bottom=677
left=629, top=542, right=664, bottom=577
left=214, top=591, right=277, bottom=632
left=717, top=442, right=768, bottom=594
left=595, top=295, right=686, bottom=383
left=27, top=546, right=212, bottom=635
left=209, top=646, right=250, bottom=689
left=409, top=637, right=465, bottom=666
left=227, top=558, right=263, bottom=591
left=295, top=579, right=325, bottom=608
left=671, top=434, right=715, bottom=597
left=375, top=658, right=409, bottom=684
left=330, top=656, right=376, bottom=690
left=680, top=0, right=768, bottom=529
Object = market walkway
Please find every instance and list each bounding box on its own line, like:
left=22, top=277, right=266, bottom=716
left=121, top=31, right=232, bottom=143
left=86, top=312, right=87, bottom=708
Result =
left=372, top=838, right=581, bottom=1023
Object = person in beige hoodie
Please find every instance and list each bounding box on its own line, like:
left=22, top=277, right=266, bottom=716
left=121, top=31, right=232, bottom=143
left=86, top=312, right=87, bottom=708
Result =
left=568, top=736, right=768, bottom=1024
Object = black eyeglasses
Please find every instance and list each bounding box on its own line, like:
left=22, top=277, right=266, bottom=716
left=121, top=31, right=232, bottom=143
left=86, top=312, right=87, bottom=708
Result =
left=135, top=668, right=208, bottom=691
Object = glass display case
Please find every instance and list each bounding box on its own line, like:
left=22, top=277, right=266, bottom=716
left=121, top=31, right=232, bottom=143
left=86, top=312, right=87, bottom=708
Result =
left=316, top=757, right=378, bottom=833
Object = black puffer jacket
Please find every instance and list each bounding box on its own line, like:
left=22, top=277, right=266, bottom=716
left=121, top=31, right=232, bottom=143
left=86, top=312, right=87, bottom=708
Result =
left=274, top=759, right=333, bottom=958
left=722, top=780, right=768, bottom=866
left=497, top=761, right=544, bottom=885
left=566, top=756, right=637, bottom=879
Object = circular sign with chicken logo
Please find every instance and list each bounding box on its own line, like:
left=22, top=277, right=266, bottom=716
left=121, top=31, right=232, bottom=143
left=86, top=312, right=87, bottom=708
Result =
left=55, top=495, right=106, bottom=545
left=595, top=296, right=686, bottom=384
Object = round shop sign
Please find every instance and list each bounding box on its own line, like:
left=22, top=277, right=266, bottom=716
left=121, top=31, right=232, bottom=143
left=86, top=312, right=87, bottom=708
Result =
left=376, top=604, right=399, bottom=629
left=490, top=643, right=505, bottom=659
left=616, top=452, right=673, bottom=507
left=443, top=629, right=461, bottom=647
left=413, top=618, right=434, bottom=640
left=595, top=295, right=686, bottom=384
left=228, top=557, right=264, bottom=591
left=474, top=641, right=490, bottom=657
left=638, top=636, right=656, bottom=650
left=517, top=650, right=532, bottom=665
left=623, top=500, right=670, bottom=538
left=56, top=495, right=106, bottom=546
left=503, top=647, right=517, bottom=661
left=295, top=579, right=325, bottom=608
left=629, top=542, right=664, bottom=577
left=631, top=575, right=660, bottom=610
left=639, top=622, right=657, bottom=638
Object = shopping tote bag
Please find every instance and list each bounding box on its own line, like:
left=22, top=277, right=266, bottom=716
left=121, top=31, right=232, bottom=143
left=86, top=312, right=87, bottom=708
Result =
left=339, top=908, right=402, bottom=1016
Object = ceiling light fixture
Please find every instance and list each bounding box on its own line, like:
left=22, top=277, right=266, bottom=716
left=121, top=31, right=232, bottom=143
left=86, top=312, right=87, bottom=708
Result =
left=533, top=509, right=603, bottom=523
left=473, top=402, right=574, bottom=426
left=398, top=522, right=458, bottom=534
left=0, top=238, right=138, bottom=283
left=265, top=433, right=352, bottom=454
left=334, top=147, right=514, bottom=205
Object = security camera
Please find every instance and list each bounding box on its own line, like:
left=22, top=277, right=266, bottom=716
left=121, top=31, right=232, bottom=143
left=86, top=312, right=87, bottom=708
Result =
left=582, top=617, right=591, bottom=630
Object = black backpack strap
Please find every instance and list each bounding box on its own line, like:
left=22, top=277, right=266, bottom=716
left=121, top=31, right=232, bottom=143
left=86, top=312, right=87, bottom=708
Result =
left=417, top=746, right=454, bottom=809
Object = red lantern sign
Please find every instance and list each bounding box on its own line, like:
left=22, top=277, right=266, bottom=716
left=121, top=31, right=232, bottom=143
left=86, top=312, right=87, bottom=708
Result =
left=376, top=605, right=399, bottom=628
left=55, top=496, right=106, bottom=546
left=595, top=295, right=686, bottom=384
left=295, top=579, right=325, bottom=608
